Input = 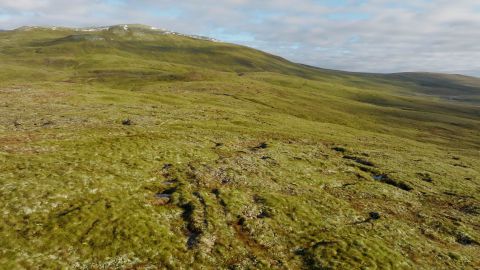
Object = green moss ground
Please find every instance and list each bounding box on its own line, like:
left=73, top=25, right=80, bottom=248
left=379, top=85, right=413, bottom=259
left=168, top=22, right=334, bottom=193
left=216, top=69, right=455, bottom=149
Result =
left=0, top=25, right=479, bottom=269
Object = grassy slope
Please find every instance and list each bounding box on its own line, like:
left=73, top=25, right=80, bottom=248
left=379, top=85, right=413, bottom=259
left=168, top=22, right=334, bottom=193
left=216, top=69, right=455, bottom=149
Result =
left=0, top=25, right=479, bottom=269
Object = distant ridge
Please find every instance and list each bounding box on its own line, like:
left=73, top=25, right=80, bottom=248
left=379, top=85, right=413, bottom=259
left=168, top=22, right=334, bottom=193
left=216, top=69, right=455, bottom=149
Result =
left=12, top=24, right=220, bottom=42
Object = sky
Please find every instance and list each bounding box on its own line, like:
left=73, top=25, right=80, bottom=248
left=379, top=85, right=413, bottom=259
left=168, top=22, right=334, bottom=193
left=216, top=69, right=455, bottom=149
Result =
left=1, top=0, right=480, bottom=76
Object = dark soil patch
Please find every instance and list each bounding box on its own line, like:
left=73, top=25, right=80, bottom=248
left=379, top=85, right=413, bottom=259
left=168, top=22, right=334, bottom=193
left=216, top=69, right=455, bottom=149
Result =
left=257, top=210, right=272, bottom=219
left=453, top=163, right=469, bottom=168
left=456, top=234, right=478, bottom=246
left=332, top=146, right=347, bottom=153
left=373, top=174, right=413, bottom=191
left=162, top=163, right=173, bottom=170
left=252, top=142, right=268, bottom=150
left=417, top=173, right=433, bottom=183
left=212, top=189, right=228, bottom=216
left=459, top=204, right=480, bottom=215
left=181, top=202, right=203, bottom=249
left=343, top=155, right=375, bottom=166
left=42, top=120, right=54, bottom=127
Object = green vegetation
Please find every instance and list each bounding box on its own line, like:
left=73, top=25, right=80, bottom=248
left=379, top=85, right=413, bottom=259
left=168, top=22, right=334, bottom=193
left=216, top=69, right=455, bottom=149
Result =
left=0, top=25, right=479, bottom=269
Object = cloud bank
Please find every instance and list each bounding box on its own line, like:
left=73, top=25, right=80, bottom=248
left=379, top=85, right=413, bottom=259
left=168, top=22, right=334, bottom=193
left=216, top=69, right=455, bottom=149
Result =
left=1, top=0, right=479, bottom=76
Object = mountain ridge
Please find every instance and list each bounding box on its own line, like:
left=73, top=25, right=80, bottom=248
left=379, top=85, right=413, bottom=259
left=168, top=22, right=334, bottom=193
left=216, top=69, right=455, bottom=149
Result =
left=11, top=24, right=220, bottom=42
left=5, top=24, right=480, bottom=80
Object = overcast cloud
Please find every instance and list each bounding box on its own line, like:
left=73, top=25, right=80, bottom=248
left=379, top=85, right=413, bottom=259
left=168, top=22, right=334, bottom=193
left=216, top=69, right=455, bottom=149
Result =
left=1, top=0, right=479, bottom=76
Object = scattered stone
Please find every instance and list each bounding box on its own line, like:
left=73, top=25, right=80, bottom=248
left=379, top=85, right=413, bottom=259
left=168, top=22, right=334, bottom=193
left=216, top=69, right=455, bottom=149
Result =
left=221, top=177, right=231, bottom=184
left=163, top=180, right=177, bottom=185
left=214, top=142, right=223, bottom=147
left=155, top=193, right=171, bottom=199
left=13, top=120, right=21, bottom=127
left=153, top=193, right=171, bottom=205
left=122, top=119, right=132, bottom=126
left=369, top=212, right=381, bottom=220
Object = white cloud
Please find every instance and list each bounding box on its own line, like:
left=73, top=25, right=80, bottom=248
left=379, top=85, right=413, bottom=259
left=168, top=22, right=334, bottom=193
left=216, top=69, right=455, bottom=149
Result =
left=1, top=0, right=50, bottom=10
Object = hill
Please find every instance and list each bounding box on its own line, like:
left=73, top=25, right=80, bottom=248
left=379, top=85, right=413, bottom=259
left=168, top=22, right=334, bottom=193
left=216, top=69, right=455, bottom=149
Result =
left=0, top=25, right=479, bottom=269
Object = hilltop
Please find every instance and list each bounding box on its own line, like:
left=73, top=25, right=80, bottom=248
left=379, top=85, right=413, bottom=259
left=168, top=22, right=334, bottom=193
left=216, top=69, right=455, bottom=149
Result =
left=0, top=25, right=479, bottom=269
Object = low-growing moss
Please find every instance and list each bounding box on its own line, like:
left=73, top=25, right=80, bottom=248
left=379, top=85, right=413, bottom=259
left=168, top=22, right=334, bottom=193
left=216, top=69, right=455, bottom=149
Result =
left=0, top=26, right=478, bottom=269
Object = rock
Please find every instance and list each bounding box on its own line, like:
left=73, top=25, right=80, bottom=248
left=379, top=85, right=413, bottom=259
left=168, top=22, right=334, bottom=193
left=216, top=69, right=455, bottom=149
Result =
left=153, top=193, right=171, bottom=205
left=221, top=177, right=231, bottom=184
left=122, top=119, right=132, bottom=125
left=163, top=180, right=177, bottom=185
